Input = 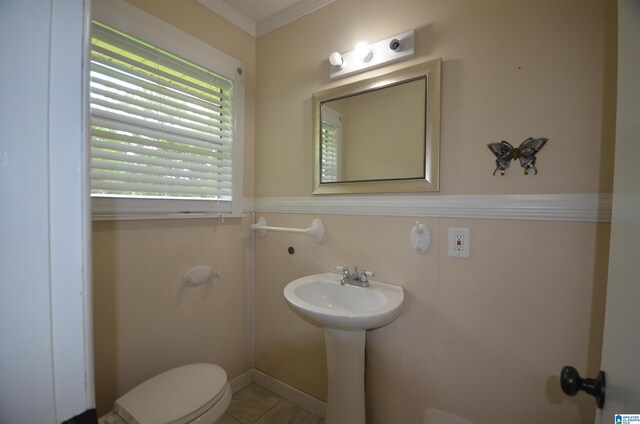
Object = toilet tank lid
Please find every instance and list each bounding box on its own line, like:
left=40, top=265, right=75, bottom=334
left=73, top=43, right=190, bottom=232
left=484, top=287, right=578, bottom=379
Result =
left=114, top=363, right=228, bottom=424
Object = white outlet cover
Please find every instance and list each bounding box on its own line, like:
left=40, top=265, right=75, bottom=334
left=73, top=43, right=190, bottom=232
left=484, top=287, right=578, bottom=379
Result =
left=448, top=228, right=471, bottom=258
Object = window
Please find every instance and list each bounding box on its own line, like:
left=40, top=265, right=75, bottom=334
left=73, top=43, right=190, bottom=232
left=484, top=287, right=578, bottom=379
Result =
left=90, top=18, right=243, bottom=217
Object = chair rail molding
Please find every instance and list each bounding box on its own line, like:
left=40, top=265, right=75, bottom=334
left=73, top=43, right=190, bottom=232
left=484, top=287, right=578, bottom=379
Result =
left=244, top=193, right=612, bottom=223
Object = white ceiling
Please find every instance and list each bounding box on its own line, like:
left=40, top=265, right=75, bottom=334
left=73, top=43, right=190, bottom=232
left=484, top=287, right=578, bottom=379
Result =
left=198, top=0, right=334, bottom=37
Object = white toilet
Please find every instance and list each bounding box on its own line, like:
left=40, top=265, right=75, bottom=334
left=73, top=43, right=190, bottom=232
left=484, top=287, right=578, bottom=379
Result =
left=99, top=363, right=232, bottom=424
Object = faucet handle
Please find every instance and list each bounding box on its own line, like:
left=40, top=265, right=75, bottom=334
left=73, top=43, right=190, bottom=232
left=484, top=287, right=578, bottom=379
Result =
left=335, top=266, right=348, bottom=273
left=359, top=270, right=374, bottom=283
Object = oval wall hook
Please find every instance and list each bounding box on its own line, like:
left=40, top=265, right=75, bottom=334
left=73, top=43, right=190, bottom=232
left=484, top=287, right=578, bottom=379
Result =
left=183, top=266, right=220, bottom=286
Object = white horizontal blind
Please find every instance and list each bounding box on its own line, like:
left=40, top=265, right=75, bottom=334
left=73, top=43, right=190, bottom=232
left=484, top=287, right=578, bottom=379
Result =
left=321, top=123, right=338, bottom=182
left=320, top=106, right=341, bottom=183
left=90, top=21, right=234, bottom=203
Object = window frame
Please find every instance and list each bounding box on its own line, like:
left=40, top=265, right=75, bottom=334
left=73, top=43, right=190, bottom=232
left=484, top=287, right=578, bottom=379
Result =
left=91, top=0, right=244, bottom=219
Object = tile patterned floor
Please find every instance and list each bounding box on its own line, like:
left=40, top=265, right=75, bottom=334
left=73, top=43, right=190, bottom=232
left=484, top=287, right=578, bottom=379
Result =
left=220, top=383, right=324, bottom=424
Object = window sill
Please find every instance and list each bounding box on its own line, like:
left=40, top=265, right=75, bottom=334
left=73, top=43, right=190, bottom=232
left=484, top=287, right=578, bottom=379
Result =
left=91, top=197, right=244, bottom=220
left=92, top=212, right=247, bottom=221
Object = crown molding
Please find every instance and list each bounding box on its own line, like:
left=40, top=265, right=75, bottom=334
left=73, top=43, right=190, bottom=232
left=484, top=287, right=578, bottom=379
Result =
left=244, top=193, right=612, bottom=223
left=198, top=0, right=257, bottom=37
left=256, top=0, right=334, bottom=37
left=198, top=0, right=334, bottom=37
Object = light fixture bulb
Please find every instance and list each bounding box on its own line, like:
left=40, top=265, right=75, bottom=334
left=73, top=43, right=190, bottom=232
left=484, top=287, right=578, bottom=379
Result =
left=329, top=51, right=344, bottom=67
left=355, top=42, right=372, bottom=62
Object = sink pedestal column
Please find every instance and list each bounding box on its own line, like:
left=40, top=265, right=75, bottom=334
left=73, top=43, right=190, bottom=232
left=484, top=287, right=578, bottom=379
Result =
left=323, top=328, right=366, bottom=424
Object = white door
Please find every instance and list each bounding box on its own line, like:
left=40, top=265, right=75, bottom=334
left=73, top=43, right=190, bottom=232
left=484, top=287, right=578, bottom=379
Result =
left=0, top=1, right=93, bottom=422
left=595, top=0, right=640, bottom=420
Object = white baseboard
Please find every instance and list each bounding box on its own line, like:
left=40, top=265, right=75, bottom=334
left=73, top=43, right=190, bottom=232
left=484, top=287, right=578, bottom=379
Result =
left=229, top=370, right=253, bottom=394
left=423, top=408, right=475, bottom=424
left=252, top=370, right=326, bottom=418
left=229, top=368, right=327, bottom=418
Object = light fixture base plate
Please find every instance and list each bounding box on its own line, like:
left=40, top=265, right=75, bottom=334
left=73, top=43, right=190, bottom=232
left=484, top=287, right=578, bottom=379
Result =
left=329, top=30, right=415, bottom=79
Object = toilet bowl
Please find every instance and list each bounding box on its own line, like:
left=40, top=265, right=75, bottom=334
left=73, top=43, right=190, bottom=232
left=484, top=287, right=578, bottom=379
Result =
left=99, top=363, right=232, bottom=424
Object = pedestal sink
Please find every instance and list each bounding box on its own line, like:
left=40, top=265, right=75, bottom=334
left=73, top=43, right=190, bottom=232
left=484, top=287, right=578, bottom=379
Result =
left=283, top=273, right=404, bottom=424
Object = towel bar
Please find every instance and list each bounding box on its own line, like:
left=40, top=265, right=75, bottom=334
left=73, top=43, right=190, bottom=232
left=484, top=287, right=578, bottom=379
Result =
left=250, top=216, right=324, bottom=243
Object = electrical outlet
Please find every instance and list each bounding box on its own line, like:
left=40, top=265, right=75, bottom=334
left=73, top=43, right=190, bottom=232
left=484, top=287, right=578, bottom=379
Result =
left=448, top=228, right=470, bottom=258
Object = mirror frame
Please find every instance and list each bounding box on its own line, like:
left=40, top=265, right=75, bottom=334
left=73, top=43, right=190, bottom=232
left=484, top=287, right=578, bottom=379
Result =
left=312, top=58, right=441, bottom=195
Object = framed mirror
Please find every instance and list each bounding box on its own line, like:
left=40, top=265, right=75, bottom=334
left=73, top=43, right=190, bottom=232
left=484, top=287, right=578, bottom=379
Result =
left=312, top=58, right=441, bottom=194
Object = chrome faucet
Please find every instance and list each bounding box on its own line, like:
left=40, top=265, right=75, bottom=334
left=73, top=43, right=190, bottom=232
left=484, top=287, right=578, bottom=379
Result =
left=335, top=266, right=374, bottom=288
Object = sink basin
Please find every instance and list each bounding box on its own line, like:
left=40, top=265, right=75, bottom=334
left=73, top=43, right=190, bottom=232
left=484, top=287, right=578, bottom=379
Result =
left=283, top=272, right=404, bottom=330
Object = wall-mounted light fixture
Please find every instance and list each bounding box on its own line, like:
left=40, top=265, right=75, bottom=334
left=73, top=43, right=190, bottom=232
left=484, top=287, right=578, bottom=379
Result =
left=329, top=51, right=344, bottom=68
left=328, top=30, right=415, bottom=79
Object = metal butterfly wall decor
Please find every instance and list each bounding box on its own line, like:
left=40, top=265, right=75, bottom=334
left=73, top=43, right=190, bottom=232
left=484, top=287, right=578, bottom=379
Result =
left=487, top=137, right=548, bottom=175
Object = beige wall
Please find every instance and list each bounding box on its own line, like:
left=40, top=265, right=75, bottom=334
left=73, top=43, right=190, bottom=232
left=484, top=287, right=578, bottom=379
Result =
left=91, top=0, right=256, bottom=415
left=93, top=218, right=254, bottom=415
left=255, top=0, right=616, bottom=196
left=254, top=214, right=609, bottom=422
left=253, top=0, right=616, bottom=423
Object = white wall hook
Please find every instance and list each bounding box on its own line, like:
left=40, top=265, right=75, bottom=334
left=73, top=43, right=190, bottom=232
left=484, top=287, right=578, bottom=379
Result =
left=410, top=221, right=431, bottom=253
left=251, top=216, right=325, bottom=243
left=183, top=266, right=220, bottom=286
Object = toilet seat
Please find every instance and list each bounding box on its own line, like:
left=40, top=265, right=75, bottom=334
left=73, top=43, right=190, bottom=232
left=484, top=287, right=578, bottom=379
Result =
left=113, top=363, right=230, bottom=424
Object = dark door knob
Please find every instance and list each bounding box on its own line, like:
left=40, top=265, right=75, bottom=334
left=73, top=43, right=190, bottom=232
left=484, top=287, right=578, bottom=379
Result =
left=560, top=366, right=606, bottom=409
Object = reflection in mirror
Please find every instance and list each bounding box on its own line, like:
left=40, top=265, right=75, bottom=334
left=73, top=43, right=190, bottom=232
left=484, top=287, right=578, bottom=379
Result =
left=320, top=78, right=426, bottom=183
left=313, top=58, right=441, bottom=194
